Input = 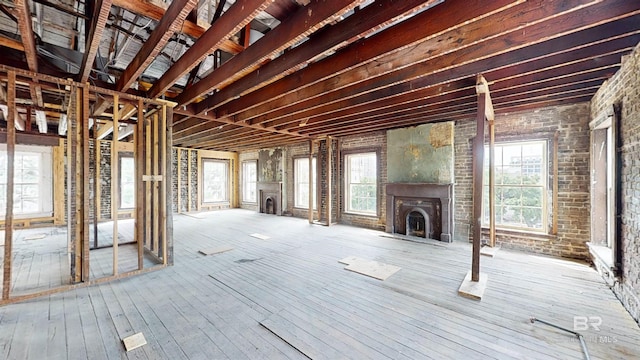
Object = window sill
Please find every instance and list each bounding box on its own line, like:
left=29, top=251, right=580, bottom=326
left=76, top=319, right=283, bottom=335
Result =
left=481, top=227, right=557, bottom=241
left=587, top=242, right=614, bottom=270
left=343, top=211, right=378, bottom=218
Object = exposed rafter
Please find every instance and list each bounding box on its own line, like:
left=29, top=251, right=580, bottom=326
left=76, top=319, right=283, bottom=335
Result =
left=79, top=0, right=113, bottom=83
left=175, top=0, right=368, bottom=106
left=148, top=0, right=275, bottom=99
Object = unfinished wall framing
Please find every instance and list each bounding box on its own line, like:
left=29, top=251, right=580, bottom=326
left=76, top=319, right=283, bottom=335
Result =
left=0, top=65, right=173, bottom=303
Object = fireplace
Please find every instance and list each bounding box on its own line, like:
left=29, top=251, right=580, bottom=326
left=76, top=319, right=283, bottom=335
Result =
left=386, top=183, right=454, bottom=242
left=257, top=182, right=282, bottom=216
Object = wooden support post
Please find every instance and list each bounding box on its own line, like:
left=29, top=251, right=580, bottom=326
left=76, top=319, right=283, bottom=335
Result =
left=164, top=106, right=174, bottom=265
left=552, top=131, right=559, bottom=235
left=93, top=134, right=99, bottom=248
left=2, top=70, right=15, bottom=300
left=187, top=149, right=192, bottom=211
left=308, top=140, right=314, bottom=224
left=489, top=119, right=496, bottom=247
left=145, top=114, right=152, bottom=248
left=112, top=94, right=119, bottom=275
left=53, top=139, right=65, bottom=225
left=326, top=136, right=333, bottom=225
left=135, top=100, right=145, bottom=271
left=138, top=100, right=146, bottom=269
left=152, top=112, right=160, bottom=255
left=471, top=92, right=485, bottom=281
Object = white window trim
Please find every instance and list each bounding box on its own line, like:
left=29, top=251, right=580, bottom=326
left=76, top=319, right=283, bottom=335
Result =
left=202, top=159, right=229, bottom=203
left=482, top=140, right=548, bottom=232
left=242, top=160, right=257, bottom=204
left=294, top=157, right=317, bottom=209
left=0, top=144, right=53, bottom=219
left=344, top=152, right=377, bottom=216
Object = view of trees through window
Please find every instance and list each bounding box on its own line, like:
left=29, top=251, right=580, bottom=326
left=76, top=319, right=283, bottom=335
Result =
left=203, top=160, right=228, bottom=203
left=483, top=141, right=547, bottom=231
left=294, top=157, right=316, bottom=209
left=346, top=152, right=377, bottom=214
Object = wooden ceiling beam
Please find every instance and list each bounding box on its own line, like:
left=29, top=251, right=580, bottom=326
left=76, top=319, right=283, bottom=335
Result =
left=176, top=0, right=369, bottom=105
left=172, top=107, right=308, bottom=139
left=210, top=0, right=518, bottom=119
left=117, top=0, right=197, bottom=91
left=0, top=36, right=24, bottom=52
left=79, top=0, right=113, bottom=82
left=247, top=1, right=640, bottom=130
left=15, top=0, right=44, bottom=119
left=148, top=0, right=274, bottom=99
left=111, top=0, right=243, bottom=54
left=189, top=0, right=438, bottom=110
left=272, top=35, right=636, bottom=132
left=291, top=45, right=625, bottom=136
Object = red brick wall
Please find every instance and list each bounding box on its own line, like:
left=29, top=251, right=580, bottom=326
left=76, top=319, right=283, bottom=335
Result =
left=454, top=103, right=592, bottom=259
left=590, top=43, right=640, bottom=324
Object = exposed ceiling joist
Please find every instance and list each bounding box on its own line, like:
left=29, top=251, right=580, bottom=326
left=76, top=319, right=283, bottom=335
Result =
left=148, top=0, right=275, bottom=99
left=175, top=0, right=368, bottom=106
left=79, top=0, right=113, bottom=82
left=239, top=0, right=639, bottom=131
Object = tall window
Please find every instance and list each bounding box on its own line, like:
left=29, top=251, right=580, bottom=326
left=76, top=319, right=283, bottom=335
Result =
left=345, top=152, right=377, bottom=214
left=294, top=157, right=316, bottom=209
left=483, top=141, right=547, bottom=231
left=242, top=161, right=257, bottom=203
left=120, top=155, right=135, bottom=209
left=202, top=159, right=228, bottom=203
left=0, top=145, right=53, bottom=217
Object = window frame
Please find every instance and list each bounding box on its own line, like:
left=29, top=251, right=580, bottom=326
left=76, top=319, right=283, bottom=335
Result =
left=293, top=156, right=317, bottom=210
left=242, top=160, right=257, bottom=204
left=482, top=139, right=548, bottom=232
left=201, top=158, right=230, bottom=204
left=0, top=144, right=53, bottom=218
left=343, top=151, right=378, bottom=216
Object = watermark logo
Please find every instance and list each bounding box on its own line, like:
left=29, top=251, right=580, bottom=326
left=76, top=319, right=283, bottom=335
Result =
left=573, top=316, right=602, bottom=331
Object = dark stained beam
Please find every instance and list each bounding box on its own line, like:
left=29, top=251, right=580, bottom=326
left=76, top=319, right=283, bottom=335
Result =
left=116, top=0, right=197, bottom=91
left=272, top=33, right=638, bottom=133
left=264, top=0, right=299, bottom=21
left=175, top=0, right=368, bottom=106
left=148, top=0, right=274, bottom=99
left=243, top=0, right=640, bottom=129
left=195, top=0, right=443, bottom=114
left=79, top=0, right=113, bottom=82
left=185, top=0, right=227, bottom=88
left=111, top=0, right=243, bottom=54
left=209, top=0, right=518, bottom=119
left=15, top=0, right=44, bottom=108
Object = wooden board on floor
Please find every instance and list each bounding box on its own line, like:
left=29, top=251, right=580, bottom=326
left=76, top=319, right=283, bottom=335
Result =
left=458, top=270, right=488, bottom=300
left=343, top=258, right=401, bottom=281
left=122, top=332, right=147, bottom=352
left=249, top=233, right=270, bottom=240
left=198, top=246, right=233, bottom=256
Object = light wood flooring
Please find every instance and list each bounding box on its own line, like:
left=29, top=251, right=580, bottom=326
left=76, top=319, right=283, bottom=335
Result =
left=0, top=209, right=639, bottom=359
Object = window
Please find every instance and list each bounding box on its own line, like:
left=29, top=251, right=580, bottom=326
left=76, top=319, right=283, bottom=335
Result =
left=120, top=155, right=135, bottom=209
left=345, top=152, right=377, bottom=214
left=483, top=141, right=547, bottom=231
left=0, top=145, right=53, bottom=217
left=294, top=157, right=316, bottom=209
left=202, top=159, right=228, bottom=203
left=242, top=161, right=257, bottom=203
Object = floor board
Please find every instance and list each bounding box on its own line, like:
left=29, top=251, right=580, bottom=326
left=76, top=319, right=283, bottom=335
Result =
left=0, top=209, right=638, bottom=359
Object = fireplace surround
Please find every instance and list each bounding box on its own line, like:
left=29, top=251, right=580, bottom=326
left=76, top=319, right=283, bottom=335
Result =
left=257, top=182, right=282, bottom=215
left=386, top=183, right=454, bottom=242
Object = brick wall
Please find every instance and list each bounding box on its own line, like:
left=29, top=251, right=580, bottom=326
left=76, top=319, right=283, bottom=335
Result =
left=590, top=42, right=640, bottom=324
left=454, top=103, right=592, bottom=259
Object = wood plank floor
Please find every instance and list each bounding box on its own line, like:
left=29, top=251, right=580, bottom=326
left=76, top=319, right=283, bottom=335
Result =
left=1, top=209, right=639, bottom=359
